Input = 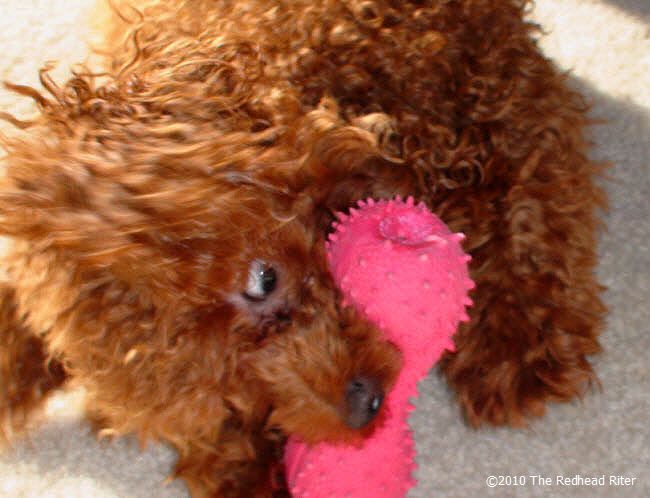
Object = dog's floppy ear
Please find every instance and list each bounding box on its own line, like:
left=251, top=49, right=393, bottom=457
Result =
left=301, top=126, right=412, bottom=211
left=292, top=101, right=417, bottom=214
left=0, top=136, right=248, bottom=306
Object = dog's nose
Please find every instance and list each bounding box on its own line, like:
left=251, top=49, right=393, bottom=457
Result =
left=344, top=376, right=384, bottom=429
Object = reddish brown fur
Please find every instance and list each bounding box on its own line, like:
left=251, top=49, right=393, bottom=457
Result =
left=0, top=0, right=606, bottom=496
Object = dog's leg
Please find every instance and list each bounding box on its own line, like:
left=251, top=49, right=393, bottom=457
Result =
left=174, top=429, right=288, bottom=498
left=439, top=152, right=606, bottom=426
left=0, top=283, right=67, bottom=442
left=436, top=92, right=607, bottom=427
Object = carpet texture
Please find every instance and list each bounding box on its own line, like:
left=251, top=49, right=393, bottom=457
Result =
left=0, top=1, right=648, bottom=497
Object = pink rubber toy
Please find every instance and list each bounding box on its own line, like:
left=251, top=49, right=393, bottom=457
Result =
left=284, top=196, right=475, bottom=498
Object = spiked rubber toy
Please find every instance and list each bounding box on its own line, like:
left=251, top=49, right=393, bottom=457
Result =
left=284, top=196, right=475, bottom=498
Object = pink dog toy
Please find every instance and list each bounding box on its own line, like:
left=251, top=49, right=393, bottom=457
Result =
left=284, top=196, right=475, bottom=497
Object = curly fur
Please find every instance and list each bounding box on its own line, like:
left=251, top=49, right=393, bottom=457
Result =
left=0, top=0, right=606, bottom=496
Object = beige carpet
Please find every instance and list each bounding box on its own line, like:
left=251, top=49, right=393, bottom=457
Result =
left=0, top=1, right=648, bottom=496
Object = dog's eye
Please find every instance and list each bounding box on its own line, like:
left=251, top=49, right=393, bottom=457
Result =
left=244, top=260, right=278, bottom=301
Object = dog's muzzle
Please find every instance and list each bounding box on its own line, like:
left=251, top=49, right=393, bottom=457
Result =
left=344, top=376, right=384, bottom=429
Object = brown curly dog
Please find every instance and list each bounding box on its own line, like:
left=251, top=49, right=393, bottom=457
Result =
left=0, top=0, right=606, bottom=496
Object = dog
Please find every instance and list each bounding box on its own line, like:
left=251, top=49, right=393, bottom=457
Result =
left=0, top=1, right=607, bottom=496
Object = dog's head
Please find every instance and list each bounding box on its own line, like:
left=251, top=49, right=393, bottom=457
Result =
left=0, top=69, right=415, bottom=446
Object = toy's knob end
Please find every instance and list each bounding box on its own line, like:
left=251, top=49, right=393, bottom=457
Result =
left=378, top=208, right=438, bottom=246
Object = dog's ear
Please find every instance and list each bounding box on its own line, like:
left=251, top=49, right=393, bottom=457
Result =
left=291, top=102, right=417, bottom=215
left=301, top=127, right=413, bottom=211
left=0, top=138, right=256, bottom=306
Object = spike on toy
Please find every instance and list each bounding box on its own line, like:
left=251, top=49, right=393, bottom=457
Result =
left=285, top=197, right=475, bottom=498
